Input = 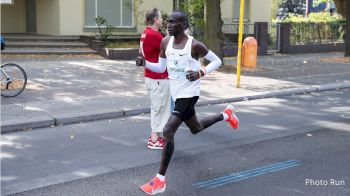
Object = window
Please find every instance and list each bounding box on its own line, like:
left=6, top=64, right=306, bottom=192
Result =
left=233, top=0, right=249, bottom=21
left=0, top=0, right=13, bottom=4
left=85, top=0, right=133, bottom=27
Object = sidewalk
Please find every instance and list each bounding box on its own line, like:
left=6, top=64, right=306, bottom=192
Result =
left=1, top=52, right=350, bottom=133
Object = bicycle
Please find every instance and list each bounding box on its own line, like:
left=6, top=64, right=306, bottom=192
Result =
left=1, top=63, right=27, bottom=97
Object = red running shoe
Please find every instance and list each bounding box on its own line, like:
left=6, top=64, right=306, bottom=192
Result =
left=139, top=176, right=166, bottom=195
left=223, top=104, right=239, bottom=129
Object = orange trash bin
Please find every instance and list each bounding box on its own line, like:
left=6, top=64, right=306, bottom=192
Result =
left=242, top=37, right=257, bottom=68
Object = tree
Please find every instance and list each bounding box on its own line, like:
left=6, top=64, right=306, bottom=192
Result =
left=345, top=1, right=350, bottom=57
left=312, top=0, right=332, bottom=12
left=95, top=16, right=113, bottom=42
left=173, top=0, right=183, bottom=10
left=333, top=0, right=345, bottom=16
left=276, top=0, right=306, bottom=20
left=333, top=0, right=349, bottom=56
left=204, top=0, right=224, bottom=61
left=181, top=0, right=205, bottom=41
left=179, top=0, right=223, bottom=61
left=271, top=0, right=284, bottom=20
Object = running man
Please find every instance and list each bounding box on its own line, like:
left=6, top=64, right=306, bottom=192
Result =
left=138, top=11, right=239, bottom=195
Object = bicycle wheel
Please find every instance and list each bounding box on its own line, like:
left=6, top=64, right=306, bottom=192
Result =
left=1, top=63, right=27, bottom=97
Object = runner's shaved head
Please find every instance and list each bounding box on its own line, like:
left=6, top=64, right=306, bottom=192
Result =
left=168, top=10, right=188, bottom=23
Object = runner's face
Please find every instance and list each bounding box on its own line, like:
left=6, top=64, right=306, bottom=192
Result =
left=167, top=14, right=183, bottom=36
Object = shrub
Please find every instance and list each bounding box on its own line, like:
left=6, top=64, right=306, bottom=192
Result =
left=283, top=12, right=344, bottom=23
left=95, top=16, right=113, bottom=41
left=281, top=13, right=345, bottom=45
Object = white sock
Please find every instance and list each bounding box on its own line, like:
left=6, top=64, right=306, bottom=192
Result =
left=156, top=173, right=165, bottom=182
left=222, top=112, right=228, bottom=121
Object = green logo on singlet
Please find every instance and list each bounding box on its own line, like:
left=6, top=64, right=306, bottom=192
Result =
left=169, top=67, right=185, bottom=72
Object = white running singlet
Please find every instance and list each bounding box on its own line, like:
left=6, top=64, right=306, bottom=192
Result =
left=165, top=35, right=201, bottom=100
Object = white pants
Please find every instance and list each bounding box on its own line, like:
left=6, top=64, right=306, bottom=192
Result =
left=145, top=77, right=171, bottom=133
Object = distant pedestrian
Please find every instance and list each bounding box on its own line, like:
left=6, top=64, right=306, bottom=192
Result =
left=139, top=8, right=171, bottom=150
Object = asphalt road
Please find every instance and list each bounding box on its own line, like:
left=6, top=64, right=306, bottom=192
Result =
left=2, top=89, right=350, bottom=196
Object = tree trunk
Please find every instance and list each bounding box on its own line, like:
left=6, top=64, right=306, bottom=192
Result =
left=345, top=1, right=350, bottom=57
left=204, top=0, right=224, bottom=61
left=173, top=0, right=183, bottom=10
left=333, top=0, right=348, bottom=57
left=333, top=0, right=345, bottom=17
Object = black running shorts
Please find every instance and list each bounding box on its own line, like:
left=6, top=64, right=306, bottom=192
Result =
left=172, top=96, right=199, bottom=121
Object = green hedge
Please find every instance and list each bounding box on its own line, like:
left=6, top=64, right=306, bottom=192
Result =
left=282, top=13, right=345, bottom=45
left=282, top=12, right=344, bottom=23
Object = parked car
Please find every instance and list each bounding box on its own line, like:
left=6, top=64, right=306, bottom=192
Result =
left=1, top=36, right=5, bottom=50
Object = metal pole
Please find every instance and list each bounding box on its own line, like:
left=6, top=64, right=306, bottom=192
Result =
left=236, top=0, right=245, bottom=88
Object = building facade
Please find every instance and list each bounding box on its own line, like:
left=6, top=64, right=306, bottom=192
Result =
left=1, top=0, right=173, bottom=35
left=1, top=0, right=271, bottom=36
left=221, top=0, right=272, bottom=23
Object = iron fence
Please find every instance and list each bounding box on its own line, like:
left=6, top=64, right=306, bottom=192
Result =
left=289, top=22, right=345, bottom=45
left=268, top=23, right=281, bottom=52
left=222, top=18, right=256, bottom=44
left=222, top=18, right=255, bottom=34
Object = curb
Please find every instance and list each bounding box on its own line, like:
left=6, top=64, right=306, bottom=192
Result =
left=55, top=110, right=125, bottom=125
left=2, top=51, right=98, bottom=55
left=2, top=82, right=350, bottom=134
left=1, top=116, right=55, bottom=133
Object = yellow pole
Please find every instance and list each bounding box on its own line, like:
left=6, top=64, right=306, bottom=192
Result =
left=236, top=0, right=245, bottom=88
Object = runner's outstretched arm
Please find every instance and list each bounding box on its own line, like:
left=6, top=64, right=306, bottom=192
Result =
left=144, top=57, right=167, bottom=73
